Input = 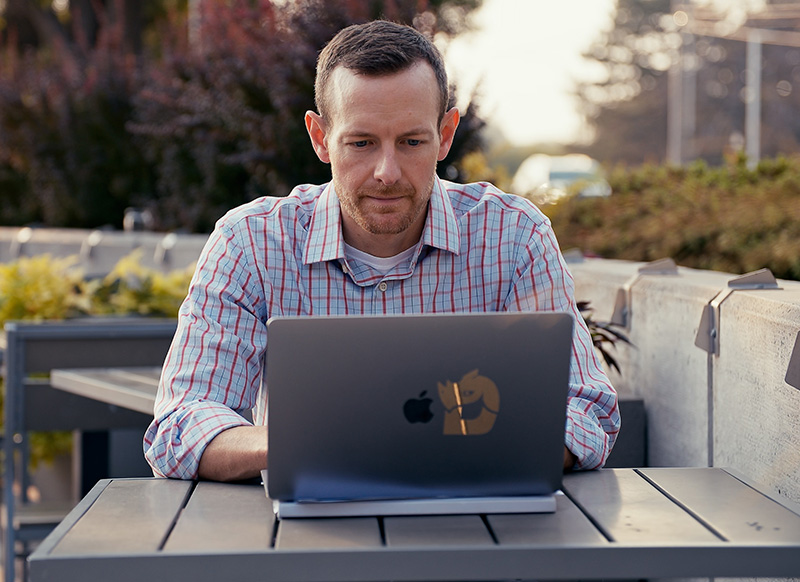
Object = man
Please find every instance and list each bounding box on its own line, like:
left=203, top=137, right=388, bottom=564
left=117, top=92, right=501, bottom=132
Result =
left=144, top=20, right=619, bottom=482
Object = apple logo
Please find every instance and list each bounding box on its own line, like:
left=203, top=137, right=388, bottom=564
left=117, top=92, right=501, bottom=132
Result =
left=403, top=390, right=434, bottom=424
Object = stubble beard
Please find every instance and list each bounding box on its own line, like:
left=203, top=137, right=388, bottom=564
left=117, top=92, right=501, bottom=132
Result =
left=340, top=176, right=435, bottom=236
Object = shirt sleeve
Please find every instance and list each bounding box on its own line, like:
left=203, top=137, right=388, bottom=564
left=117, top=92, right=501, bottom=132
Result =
left=505, top=216, right=620, bottom=470
left=144, top=221, right=268, bottom=479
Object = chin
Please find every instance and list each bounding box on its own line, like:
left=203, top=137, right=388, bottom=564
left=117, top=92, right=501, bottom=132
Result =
left=363, top=218, right=413, bottom=236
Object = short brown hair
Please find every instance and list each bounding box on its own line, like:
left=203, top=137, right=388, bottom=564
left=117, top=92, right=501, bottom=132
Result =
left=314, top=20, right=449, bottom=124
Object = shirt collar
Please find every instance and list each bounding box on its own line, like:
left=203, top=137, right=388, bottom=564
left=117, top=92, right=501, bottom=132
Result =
left=302, top=177, right=460, bottom=265
left=302, top=184, right=345, bottom=265
left=422, top=176, right=461, bottom=255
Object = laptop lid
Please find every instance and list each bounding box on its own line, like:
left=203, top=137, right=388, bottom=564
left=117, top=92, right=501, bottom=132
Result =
left=266, top=311, right=573, bottom=502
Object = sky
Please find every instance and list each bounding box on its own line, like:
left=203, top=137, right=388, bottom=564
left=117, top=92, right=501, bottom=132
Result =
left=442, top=0, right=618, bottom=146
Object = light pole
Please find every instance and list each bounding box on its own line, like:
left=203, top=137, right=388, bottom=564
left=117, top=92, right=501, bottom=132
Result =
left=744, top=29, right=762, bottom=169
left=667, top=3, right=696, bottom=166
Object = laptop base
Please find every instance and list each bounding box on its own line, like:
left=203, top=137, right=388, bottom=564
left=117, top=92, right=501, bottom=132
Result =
left=272, top=493, right=558, bottom=519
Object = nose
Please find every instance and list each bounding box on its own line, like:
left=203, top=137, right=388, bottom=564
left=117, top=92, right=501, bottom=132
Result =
left=373, top=145, right=401, bottom=185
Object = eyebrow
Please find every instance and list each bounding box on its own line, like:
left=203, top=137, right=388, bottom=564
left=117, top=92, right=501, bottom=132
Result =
left=341, top=127, right=435, bottom=139
left=400, top=128, right=435, bottom=138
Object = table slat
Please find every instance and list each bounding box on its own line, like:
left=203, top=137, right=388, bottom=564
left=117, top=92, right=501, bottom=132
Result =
left=384, top=515, right=494, bottom=547
left=86, top=371, right=158, bottom=392
left=640, top=467, right=800, bottom=542
left=563, top=468, right=720, bottom=544
left=164, top=482, right=273, bottom=552
left=50, top=479, right=191, bottom=555
left=276, top=518, right=383, bottom=549
left=111, top=367, right=162, bottom=382
left=488, top=493, right=608, bottom=545
left=51, top=368, right=158, bottom=415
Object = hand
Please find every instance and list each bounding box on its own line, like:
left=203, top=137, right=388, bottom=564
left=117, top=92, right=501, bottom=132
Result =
left=197, top=425, right=268, bottom=482
left=563, top=446, right=577, bottom=472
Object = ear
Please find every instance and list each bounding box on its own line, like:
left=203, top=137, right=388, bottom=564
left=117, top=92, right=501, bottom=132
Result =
left=437, top=107, right=461, bottom=162
left=305, top=111, right=331, bottom=164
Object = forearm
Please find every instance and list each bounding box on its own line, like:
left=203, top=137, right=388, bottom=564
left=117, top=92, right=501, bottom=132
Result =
left=507, top=219, right=619, bottom=468
left=144, top=221, right=270, bottom=479
left=198, top=425, right=268, bottom=482
left=562, top=282, right=620, bottom=469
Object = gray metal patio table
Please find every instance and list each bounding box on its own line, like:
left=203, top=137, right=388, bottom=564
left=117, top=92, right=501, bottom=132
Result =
left=49, top=366, right=161, bottom=415
left=28, top=467, right=800, bottom=581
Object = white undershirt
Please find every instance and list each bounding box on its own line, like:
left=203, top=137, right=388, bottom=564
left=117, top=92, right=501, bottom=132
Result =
left=344, top=243, right=416, bottom=275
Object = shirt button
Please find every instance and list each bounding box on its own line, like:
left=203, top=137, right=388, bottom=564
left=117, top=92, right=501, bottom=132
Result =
left=378, top=282, right=388, bottom=292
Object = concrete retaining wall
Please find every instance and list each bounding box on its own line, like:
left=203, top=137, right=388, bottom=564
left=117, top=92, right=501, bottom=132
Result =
left=0, top=226, right=208, bottom=276
left=569, top=256, right=800, bottom=504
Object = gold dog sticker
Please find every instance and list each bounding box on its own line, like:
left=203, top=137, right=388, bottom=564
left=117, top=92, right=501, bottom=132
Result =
left=437, top=369, right=499, bottom=435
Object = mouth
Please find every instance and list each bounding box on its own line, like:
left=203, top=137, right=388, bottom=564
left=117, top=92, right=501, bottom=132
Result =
left=355, top=184, right=416, bottom=214
left=361, top=184, right=414, bottom=199
left=361, top=191, right=410, bottom=209
left=366, top=195, right=405, bottom=203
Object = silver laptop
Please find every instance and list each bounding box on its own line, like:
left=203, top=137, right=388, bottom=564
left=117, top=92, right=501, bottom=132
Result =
left=265, top=311, right=573, bottom=512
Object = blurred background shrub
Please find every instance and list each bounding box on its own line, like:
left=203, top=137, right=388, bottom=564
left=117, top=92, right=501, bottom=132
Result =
left=0, top=36, right=153, bottom=228
left=545, top=153, right=800, bottom=281
left=0, top=252, right=193, bottom=329
left=0, top=0, right=485, bottom=233
left=0, top=255, right=86, bottom=323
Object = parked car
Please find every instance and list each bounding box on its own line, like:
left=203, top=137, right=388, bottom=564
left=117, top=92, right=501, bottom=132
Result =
left=510, top=153, right=611, bottom=205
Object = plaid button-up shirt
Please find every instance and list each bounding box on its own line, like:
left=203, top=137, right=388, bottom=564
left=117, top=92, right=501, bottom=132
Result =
left=144, top=178, right=619, bottom=479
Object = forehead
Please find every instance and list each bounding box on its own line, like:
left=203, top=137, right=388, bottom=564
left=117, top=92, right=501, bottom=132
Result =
left=325, top=63, right=441, bottom=131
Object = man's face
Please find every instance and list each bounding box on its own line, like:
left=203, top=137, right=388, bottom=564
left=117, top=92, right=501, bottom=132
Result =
left=306, top=62, right=459, bottom=256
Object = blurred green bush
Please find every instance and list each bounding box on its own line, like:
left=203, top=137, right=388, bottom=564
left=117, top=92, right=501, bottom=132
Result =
left=546, top=154, right=800, bottom=281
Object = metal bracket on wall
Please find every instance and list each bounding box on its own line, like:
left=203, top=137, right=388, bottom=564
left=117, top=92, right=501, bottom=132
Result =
left=154, top=233, right=178, bottom=267
left=694, top=268, right=781, bottom=355
left=80, top=230, right=104, bottom=260
left=9, top=227, right=33, bottom=259
left=610, top=258, right=679, bottom=328
left=785, top=331, right=800, bottom=390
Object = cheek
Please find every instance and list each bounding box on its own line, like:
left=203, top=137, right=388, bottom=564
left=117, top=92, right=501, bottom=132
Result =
left=330, top=158, right=365, bottom=190
left=407, top=156, right=438, bottom=182
left=332, top=150, right=376, bottom=180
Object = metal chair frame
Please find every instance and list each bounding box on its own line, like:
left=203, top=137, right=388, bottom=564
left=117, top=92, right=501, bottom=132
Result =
left=1, top=318, right=176, bottom=582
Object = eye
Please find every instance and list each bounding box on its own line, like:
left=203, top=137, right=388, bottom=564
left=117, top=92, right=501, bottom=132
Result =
left=405, top=139, right=422, bottom=147
left=351, top=140, right=369, bottom=148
